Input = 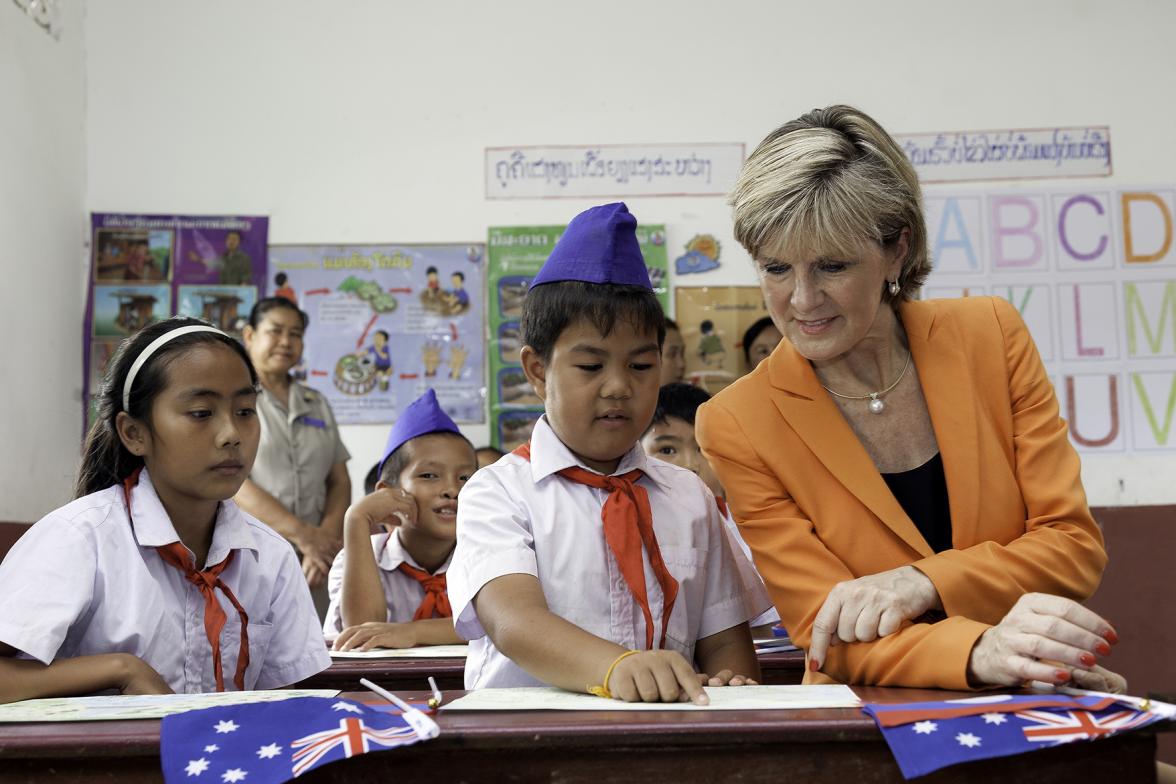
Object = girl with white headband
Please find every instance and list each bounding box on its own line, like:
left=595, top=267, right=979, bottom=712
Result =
left=0, top=317, right=330, bottom=702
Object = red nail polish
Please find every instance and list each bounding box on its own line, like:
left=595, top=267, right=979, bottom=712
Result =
left=1104, top=629, right=1119, bottom=645
left=1095, top=641, right=1111, bottom=657
left=1055, top=670, right=1071, bottom=683
left=808, top=659, right=820, bottom=672
left=1079, top=652, right=1096, bottom=667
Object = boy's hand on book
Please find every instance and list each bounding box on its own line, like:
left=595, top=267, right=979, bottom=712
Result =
left=334, top=622, right=417, bottom=652
left=699, top=669, right=759, bottom=687
left=607, top=650, right=709, bottom=705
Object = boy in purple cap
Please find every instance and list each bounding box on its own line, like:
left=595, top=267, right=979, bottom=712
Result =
left=449, top=203, right=769, bottom=703
left=325, top=389, right=477, bottom=650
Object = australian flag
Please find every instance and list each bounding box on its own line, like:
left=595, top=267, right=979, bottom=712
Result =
left=863, top=691, right=1173, bottom=779
left=160, top=697, right=439, bottom=784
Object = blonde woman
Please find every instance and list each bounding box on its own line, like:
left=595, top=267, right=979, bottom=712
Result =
left=697, top=106, right=1124, bottom=692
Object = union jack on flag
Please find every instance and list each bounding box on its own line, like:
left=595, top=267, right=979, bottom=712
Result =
left=160, top=696, right=439, bottom=784
left=291, top=715, right=424, bottom=776
left=1016, top=708, right=1158, bottom=745
left=863, top=691, right=1174, bottom=780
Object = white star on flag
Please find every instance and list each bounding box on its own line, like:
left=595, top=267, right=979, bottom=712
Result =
left=256, top=743, right=282, bottom=759
left=214, top=720, right=239, bottom=734
left=331, top=701, right=363, bottom=714
left=204, top=745, right=219, bottom=754
left=912, top=720, right=938, bottom=735
left=956, top=732, right=982, bottom=748
left=981, top=712, right=1008, bottom=725
left=185, top=758, right=209, bottom=776
left=221, top=769, right=247, bottom=783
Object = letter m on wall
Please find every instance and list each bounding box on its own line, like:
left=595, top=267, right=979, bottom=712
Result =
left=1125, top=281, right=1176, bottom=357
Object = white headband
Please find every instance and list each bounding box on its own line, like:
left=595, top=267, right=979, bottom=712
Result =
left=122, top=325, right=229, bottom=412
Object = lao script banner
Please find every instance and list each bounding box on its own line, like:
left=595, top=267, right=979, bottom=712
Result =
left=486, top=143, right=744, bottom=199
left=895, top=127, right=1111, bottom=183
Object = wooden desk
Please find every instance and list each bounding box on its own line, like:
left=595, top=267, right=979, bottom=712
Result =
left=0, top=687, right=1165, bottom=783
left=299, top=649, right=807, bottom=692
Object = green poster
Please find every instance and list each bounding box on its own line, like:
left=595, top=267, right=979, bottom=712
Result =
left=486, top=224, right=670, bottom=450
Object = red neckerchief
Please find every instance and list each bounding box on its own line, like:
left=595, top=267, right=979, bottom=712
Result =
left=396, top=563, right=452, bottom=620
left=513, top=443, right=678, bottom=650
left=123, top=469, right=249, bottom=691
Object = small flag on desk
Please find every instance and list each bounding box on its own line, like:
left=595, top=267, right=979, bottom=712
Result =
left=863, top=692, right=1173, bottom=780
left=160, top=696, right=439, bottom=784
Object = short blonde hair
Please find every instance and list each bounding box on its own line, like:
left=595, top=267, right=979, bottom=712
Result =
left=730, top=105, right=929, bottom=303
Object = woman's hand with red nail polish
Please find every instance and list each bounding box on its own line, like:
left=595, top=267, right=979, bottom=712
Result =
left=966, top=593, right=1121, bottom=688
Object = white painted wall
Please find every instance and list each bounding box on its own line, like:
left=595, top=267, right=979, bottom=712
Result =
left=36, top=0, right=1170, bottom=512
left=0, top=1, right=86, bottom=520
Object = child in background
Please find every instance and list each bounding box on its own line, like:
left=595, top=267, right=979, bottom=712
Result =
left=325, top=389, right=474, bottom=650
left=474, top=446, right=505, bottom=470
left=0, top=319, right=329, bottom=703
left=449, top=203, right=769, bottom=704
left=740, top=316, right=782, bottom=372
left=273, top=272, right=297, bottom=303
left=641, top=383, right=781, bottom=636
left=659, top=317, right=686, bottom=385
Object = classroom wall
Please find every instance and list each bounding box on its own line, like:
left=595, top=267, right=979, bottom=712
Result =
left=77, top=0, right=1176, bottom=508
left=0, top=2, right=86, bottom=521
left=3, top=0, right=1174, bottom=514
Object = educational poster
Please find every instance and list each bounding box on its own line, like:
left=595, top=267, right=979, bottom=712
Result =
left=267, top=244, right=486, bottom=425
left=486, top=225, right=670, bottom=449
left=674, top=286, right=770, bottom=394
left=921, top=184, right=1176, bottom=453
left=84, top=214, right=268, bottom=429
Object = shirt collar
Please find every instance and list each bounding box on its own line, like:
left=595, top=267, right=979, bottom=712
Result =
left=286, top=381, right=319, bottom=420
left=261, top=380, right=319, bottom=422
left=527, top=416, right=671, bottom=491
left=374, top=530, right=452, bottom=574
left=129, top=468, right=259, bottom=568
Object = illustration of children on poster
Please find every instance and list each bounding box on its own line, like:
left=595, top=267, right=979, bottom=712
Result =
left=268, top=244, right=486, bottom=425
left=674, top=286, right=771, bottom=394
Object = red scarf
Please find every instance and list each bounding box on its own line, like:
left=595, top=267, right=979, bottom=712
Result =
left=123, top=470, right=250, bottom=692
left=714, top=495, right=730, bottom=519
left=514, top=443, right=678, bottom=650
left=396, top=563, right=452, bottom=621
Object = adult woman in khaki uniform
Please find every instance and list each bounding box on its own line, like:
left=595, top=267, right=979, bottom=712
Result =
left=236, top=298, right=351, bottom=616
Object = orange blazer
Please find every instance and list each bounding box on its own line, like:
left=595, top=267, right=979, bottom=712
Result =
left=696, top=296, right=1107, bottom=689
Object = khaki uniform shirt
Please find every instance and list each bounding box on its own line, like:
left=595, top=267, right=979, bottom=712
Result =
left=251, top=381, right=350, bottom=527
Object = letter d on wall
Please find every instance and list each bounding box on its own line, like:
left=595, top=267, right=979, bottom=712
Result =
left=1121, top=192, right=1173, bottom=264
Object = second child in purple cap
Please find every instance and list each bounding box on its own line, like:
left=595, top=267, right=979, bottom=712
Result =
left=448, top=203, right=768, bottom=704
left=325, top=389, right=476, bottom=650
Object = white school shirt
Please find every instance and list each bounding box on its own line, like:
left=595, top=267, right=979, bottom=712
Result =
left=448, top=416, right=771, bottom=689
left=322, top=531, right=454, bottom=638
left=717, top=505, right=781, bottom=629
left=0, top=469, right=330, bottom=693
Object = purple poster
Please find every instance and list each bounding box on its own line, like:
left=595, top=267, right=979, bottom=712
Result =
left=85, top=213, right=268, bottom=428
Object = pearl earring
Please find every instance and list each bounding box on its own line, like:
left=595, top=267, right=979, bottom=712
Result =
left=888, top=280, right=900, bottom=296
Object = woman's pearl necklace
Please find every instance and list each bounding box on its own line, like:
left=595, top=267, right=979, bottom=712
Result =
left=819, top=351, right=913, bottom=415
